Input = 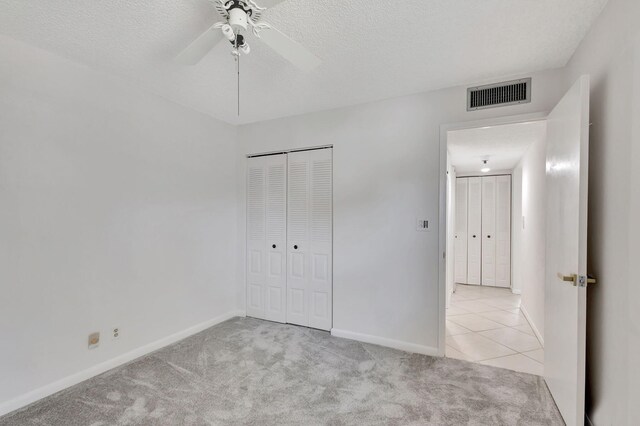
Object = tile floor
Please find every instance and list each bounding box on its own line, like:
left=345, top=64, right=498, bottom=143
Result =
left=446, top=284, right=544, bottom=376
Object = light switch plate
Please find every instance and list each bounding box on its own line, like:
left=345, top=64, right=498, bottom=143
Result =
left=417, top=219, right=431, bottom=232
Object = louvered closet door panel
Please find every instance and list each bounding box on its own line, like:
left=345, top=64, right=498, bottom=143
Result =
left=467, top=177, right=482, bottom=285
left=308, top=149, right=332, bottom=330
left=264, top=155, right=288, bottom=322
left=495, top=175, right=512, bottom=288
left=246, top=154, right=287, bottom=322
left=246, top=158, right=268, bottom=320
left=286, top=152, right=310, bottom=327
left=287, top=149, right=332, bottom=331
left=454, top=178, right=469, bottom=284
left=482, top=176, right=497, bottom=286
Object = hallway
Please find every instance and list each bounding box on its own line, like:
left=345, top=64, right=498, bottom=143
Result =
left=446, top=285, right=543, bottom=375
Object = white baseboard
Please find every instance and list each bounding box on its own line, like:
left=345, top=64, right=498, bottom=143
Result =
left=519, top=305, right=544, bottom=347
left=331, top=328, right=439, bottom=356
left=0, top=310, right=244, bottom=418
left=511, top=288, right=522, bottom=295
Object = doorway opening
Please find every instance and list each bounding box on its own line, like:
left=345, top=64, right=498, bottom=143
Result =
left=442, top=119, right=547, bottom=375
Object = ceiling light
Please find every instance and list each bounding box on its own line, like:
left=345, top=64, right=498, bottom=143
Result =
left=481, top=159, right=490, bottom=173
left=221, top=24, right=236, bottom=41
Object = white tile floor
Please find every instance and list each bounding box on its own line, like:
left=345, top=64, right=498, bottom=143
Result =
left=446, top=284, right=544, bottom=376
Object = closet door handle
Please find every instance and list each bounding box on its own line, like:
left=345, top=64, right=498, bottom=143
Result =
left=272, top=244, right=276, bottom=249
left=472, top=235, right=477, bottom=238
left=487, top=235, right=491, bottom=239
left=293, top=245, right=298, bottom=250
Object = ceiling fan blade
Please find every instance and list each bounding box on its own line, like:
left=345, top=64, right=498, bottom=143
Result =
left=258, top=26, right=321, bottom=71
left=176, top=24, right=225, bottom=65
left=256, top=0, right=287, bottom=8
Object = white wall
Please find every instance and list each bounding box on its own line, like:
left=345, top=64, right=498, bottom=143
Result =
left=236, top=69, right=566, bottom=353
left=512, top=125, right=548, bottom=343
left=562, top=0, right=640, bottom=423
left=0, top=36, right=239, bottom=413
left=511, top=167, right=523, bottom=294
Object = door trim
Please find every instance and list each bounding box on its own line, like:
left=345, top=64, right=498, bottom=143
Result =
left=438, top=112, right=548, bottom=356
left=246, top=145, right=333, bottom=158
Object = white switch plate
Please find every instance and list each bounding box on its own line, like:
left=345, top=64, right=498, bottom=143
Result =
left=417, top=219, right=431, bottom=232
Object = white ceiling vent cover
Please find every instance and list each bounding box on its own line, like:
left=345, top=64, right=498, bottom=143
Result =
left=467, top=78, right=531, bottom=111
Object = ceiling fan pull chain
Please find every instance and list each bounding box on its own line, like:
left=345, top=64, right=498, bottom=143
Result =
left=237, top=46, right=241, bottom=116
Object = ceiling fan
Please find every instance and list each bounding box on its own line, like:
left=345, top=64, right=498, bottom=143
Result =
left=176, top=0, right=321, bottom=71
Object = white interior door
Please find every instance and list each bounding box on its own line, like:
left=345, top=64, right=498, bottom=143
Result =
left=454, top=178, right=468, bottom=284
left=246, top=154, right=287, bottom=322
left=467, top=177, right=482, bottom=285
left=287, top=149, right=333, bottom=331
left=544, top=75, right=590, bottom=426
left=495, top=175, right=512, bottom=288
left=481, top=176, right=497, bottom=286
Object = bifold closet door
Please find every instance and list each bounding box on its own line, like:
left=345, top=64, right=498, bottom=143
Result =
left=495, top=175, right=512, bottom=288
left=454, top=178, right=469, bottom=284
left=467, top=177, right=482, bottom=285
left=287, top=149, right=333, bottom=331
left=246, top=154, right=287, bottom=323
left=482, top=176, right=497, bottom=286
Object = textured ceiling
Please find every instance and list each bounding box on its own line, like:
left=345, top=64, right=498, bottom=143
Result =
left=0, top=0, right=608, bottom=124
left=448, top=121, right=547, bottom=173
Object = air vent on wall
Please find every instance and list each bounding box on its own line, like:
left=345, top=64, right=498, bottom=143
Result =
left=467, top=78, right=531, bottom=111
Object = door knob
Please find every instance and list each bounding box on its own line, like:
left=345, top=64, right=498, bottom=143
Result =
left=487, top=235, right=491, bottom=239
left=558, top=273, right=577, bottom=286
left=272, top=244, right=276, bottom=249
left=293, top=245, right=298, bottom=250
left=473, top=235, right=476, bottom=238
left=558, top=273, right=597, bottom=287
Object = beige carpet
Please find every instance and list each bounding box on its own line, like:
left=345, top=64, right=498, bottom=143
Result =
left=0, top=317, right=563, bottom=425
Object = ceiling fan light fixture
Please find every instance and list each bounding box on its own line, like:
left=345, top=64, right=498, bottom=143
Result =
left=221, top=24, right=235, bottom=41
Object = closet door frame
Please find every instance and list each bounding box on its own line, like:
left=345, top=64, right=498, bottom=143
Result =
left=454, top=174, right=513, bottom=289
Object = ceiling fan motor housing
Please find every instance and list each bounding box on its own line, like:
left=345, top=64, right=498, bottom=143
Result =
left=228, top=1, right=251, bottom=30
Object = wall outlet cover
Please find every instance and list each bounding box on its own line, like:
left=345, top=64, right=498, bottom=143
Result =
left=112, top=327, right=120, bottom=340
left=88, top=332, right=100, bottom=349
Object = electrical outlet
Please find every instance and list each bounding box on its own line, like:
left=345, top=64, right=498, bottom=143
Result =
left=112, top=327, right=120, bottom=340
left=88, top=332, right=100, bottom=349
